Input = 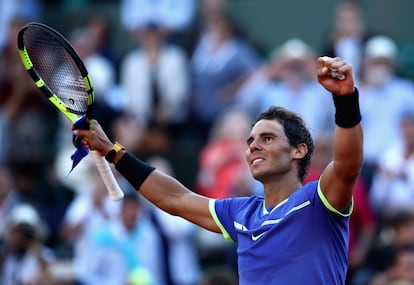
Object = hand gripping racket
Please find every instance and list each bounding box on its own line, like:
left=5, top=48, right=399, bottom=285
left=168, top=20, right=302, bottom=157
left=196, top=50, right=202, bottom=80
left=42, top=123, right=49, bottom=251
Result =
left=17, top=22, right=124, bottom=201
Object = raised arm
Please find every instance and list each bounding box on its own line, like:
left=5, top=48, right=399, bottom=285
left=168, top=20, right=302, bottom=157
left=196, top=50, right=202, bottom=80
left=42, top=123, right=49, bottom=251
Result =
left=73, top=122, right=220, bottom=233
left=317, top=56, right=364, bottom=211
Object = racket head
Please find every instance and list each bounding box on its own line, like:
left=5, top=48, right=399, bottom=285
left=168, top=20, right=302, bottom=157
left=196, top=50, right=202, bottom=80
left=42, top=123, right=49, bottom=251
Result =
left=17, top=22, right=94, bottom=123
left=17, top=22, right=124, bottom=201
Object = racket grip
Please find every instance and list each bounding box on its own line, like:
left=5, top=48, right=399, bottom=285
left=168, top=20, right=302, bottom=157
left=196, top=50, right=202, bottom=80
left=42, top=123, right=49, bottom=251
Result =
left=92, top=151, right=124, bottom=201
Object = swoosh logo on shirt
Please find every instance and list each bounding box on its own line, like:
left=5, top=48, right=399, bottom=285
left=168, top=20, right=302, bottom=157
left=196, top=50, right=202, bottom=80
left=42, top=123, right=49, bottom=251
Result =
left=251, top=231, right=267, bottom=241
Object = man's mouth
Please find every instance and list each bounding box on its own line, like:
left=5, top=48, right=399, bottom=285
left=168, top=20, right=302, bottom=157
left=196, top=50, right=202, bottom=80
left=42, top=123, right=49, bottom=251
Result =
left=251, top=158, right=264, bottom=166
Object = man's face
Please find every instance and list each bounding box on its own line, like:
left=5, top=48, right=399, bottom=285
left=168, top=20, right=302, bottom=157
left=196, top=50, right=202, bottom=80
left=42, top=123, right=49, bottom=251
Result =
left=121, top=201, right=139, bottom=231
left=8, top=224, right=36, bottom=255
left=245, top=119, right=294, bottom=182
left=364, top=58, right=394, bottom=87
left=390, top=250, right=414, bottom=282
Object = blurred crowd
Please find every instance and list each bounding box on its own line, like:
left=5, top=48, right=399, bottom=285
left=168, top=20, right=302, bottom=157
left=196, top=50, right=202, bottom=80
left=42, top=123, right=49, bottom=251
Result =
left=1, top=0, right=414, bottom=284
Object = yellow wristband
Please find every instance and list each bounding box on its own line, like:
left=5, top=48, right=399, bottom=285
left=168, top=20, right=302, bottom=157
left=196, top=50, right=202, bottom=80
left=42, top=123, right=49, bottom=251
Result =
left=105, top=142, right=125, bottom=163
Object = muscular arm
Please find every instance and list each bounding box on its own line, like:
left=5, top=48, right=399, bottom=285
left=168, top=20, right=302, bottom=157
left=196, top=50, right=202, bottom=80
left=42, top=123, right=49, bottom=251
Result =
left=321, top=123, right=363, bottom=211
left=317, top=57, right=364, bottom=211
left=138, top=169, right=221, bottom=233
left=74, top=122, right=221, bottom=233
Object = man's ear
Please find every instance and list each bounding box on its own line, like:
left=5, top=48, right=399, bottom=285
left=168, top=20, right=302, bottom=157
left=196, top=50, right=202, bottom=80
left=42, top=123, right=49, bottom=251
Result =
left=292, top=143, right=308, bottom=159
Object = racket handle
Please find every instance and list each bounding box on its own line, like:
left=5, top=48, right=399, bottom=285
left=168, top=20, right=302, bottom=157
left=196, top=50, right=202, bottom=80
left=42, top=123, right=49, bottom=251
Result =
left=92, top=151, right=124, bottom=201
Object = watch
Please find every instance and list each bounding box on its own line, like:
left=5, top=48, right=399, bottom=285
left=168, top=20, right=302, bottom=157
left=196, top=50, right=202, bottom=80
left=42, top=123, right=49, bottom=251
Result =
left=105, top=142, right=125, bottom=163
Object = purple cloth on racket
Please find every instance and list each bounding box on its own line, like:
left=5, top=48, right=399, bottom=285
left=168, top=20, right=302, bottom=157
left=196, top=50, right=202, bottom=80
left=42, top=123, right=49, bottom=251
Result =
left=68, top=115, right=90, bottom=176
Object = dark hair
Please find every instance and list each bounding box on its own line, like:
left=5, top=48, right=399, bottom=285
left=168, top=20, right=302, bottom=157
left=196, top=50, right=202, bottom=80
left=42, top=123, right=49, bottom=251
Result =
left=254, top=106, right=314, bottom=182
left=122, top=192, right=141, bottom=205
left=201, top=267, right=238, bottom=285
left=386, top=211, right=414, bottom=228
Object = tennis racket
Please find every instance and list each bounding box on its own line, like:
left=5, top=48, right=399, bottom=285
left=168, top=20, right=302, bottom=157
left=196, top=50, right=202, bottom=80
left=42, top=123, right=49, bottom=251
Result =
left=17, top=22, right=124, bottom=201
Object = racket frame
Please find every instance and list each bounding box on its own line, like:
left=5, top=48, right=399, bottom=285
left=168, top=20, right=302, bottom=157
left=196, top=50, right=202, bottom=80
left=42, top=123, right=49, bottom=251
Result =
left=17, top=22, right=124, bottom=201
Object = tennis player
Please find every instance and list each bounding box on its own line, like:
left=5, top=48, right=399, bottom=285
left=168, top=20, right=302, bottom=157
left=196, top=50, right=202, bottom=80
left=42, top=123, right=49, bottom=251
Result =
left=74, top=56, right=363, bottom=285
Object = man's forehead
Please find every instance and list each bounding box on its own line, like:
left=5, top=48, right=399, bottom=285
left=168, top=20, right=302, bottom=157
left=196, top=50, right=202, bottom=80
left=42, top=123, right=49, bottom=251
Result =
left=250, top=119, right=284, bottom=135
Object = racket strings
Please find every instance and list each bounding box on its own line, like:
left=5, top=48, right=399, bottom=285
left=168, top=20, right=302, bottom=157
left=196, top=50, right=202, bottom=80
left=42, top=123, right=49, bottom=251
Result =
left=23, top=27, right=88, bottom=115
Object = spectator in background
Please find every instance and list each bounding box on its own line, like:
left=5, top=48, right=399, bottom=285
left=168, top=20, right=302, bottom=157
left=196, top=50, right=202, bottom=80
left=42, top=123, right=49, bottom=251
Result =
left=303, top=132, right=334, bottom=184
left=120, top=0, right=197, bottom=57
left=0, top=19, right=75, bottom=248
left=147, top=156, right=201, bottom=285
left=0, top=0, right=14, bottom=51
left=369, top=245, right=414, bottom=285
left=365, top=212, right=414, bottom=285
left=369, top=112, right=414, bottom=217
left=190, top=6, right=260, bottom=143
left=59, top=163, right=121, bottom=284
left=233, top=40, right=291, bottom=119
left=0, top=0, right=41, bottom=51
left=120, top=0, right=196, bottom=36
left=8, top=158, right=75, bottom=252
left=0, top=204, right=55, bottom=285
left=0, top=18, right=74, bottom=249
left=0, top=165, right=19, bottom=239
left=119, top=20, right=191, bottom=153
left=323, top=0, right=369, bottom=80
left=0, top=18, right=74, bottom=240
left=347, top=176, right=377, bottom=281
left=0, top=17, right=59, bottom=166
left=359, top=35, right=414, bottom=189
left=256, top=38, right=335, bottom=138
left=195, top=108, right=259, bottom=199
left=76, top=192, right=165, bottom=285
left=86, top=12, right=119, bottom=71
